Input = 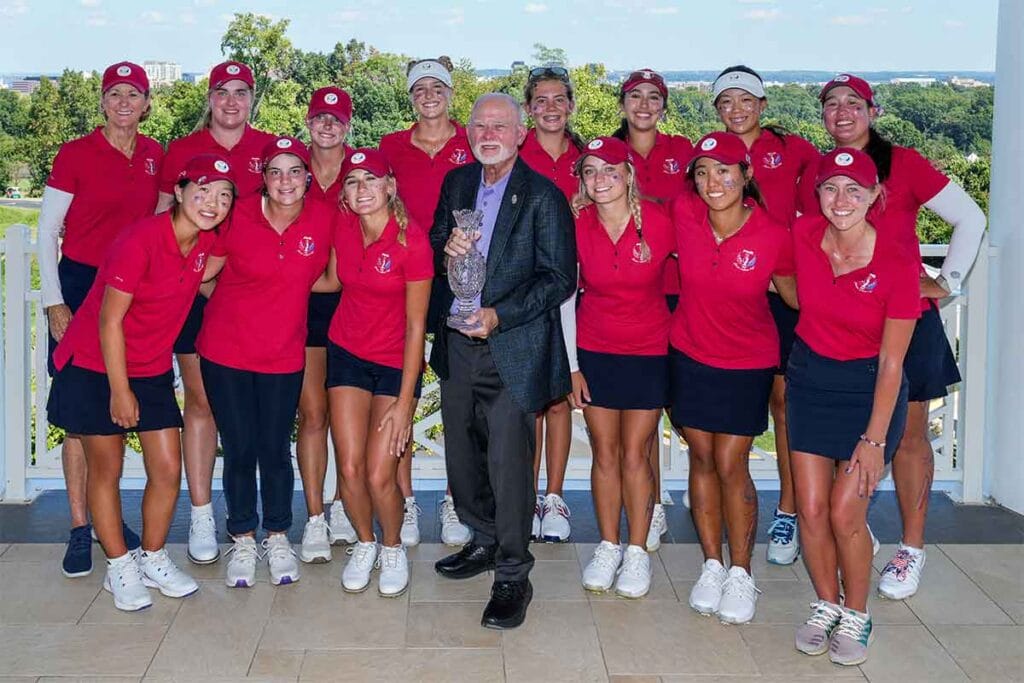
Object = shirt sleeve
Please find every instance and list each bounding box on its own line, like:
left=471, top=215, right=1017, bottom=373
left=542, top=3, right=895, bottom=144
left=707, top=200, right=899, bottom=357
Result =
left=38, top=186, right=74, bottom=308
left=796, top=153, right=822, bottom=217
left=886, top=252, right=924, bottom=321
left=46, top=142, right=79, bottom=194
left=902, top=147, right=951, bottom=206
left=100, top=230, right=149, bottom=295
left=403, top=227, right=435, bottom=282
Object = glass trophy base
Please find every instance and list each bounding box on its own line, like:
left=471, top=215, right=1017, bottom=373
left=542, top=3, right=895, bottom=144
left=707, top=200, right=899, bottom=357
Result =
left=447, top=312, right=482, bottom=332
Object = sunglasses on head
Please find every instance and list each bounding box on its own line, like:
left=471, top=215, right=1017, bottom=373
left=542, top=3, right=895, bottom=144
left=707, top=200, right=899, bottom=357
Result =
left=529, top=65, right=570, bottom=80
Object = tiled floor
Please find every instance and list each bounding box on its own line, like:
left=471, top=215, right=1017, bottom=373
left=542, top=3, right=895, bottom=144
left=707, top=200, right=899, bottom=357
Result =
left=0, top=541, right=1021, bottom=681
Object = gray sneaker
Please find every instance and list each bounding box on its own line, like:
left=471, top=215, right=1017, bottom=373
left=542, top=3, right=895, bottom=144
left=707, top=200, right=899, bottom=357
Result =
left=829, top=607, right=873, bottom=666
left=795, top=600, right=844, bottom=656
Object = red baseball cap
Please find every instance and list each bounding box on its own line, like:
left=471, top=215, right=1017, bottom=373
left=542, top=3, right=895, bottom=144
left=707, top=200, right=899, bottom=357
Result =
left=178, top=153, right=235, bottom=188
left=341, top=148, right=391, bottom=180
left=689, top=131, right=751, bottom=168
left=578, top=137, right=633, bottom=166
left=819, top=73, right=876, bottom=107
left=101, top=61, right=149, bottom=94
left=261, top=136, right=311, bottom=169
left=209, top=61, right=255, bottom=91
left=621, top=68, right=668, bottom=100
left=307, top=86, right=353, bottom=124
left=815, top=147, right=879, bottom=188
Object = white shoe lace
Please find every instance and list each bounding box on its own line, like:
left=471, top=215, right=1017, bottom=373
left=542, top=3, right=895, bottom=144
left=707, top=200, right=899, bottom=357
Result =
left=377, top=546, right=404, bottom=571
left=346, top=542, right=377, bottom=570
left=722, top=572, right=760, bottom=602
left=543, top=494, right=571, bottom=519
left=262, top=536, right=295, bottom=564
left=404, top=500, right=422, bottom=526
left=619, top=551, right=648, bottom=580
left=833, top=609, right=870, bottom=642
left=882, top=546, right=921, bottom=582
left=143, top=548, right=180, bottom=579
left=695, top=564, right=726, bottom=590
left=805, top=600, right=844, bottom=630
left=111, top=555, right=145, bottom=588
left=304, top=516, right=329, bottom=544
left=440, top=498, right=461, bottom=526
left=227, top=537, right=260, bottom=564
left=190, top=513, right=216, bottom=539
left=589, top=543, right=621, bottom=572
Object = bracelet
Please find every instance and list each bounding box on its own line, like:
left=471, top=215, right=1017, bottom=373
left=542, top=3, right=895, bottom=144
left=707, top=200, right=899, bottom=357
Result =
left=859, top=434, right=886, bottom=449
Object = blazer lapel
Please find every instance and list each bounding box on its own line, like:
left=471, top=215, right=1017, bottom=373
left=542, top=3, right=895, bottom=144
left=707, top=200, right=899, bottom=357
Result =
left=485, top=158, right=528, bottom=280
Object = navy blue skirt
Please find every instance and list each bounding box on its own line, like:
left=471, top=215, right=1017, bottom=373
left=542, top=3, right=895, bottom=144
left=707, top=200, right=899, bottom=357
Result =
left=47, top=257, right=98, bottom=376
left=904, top=302, right=961, bottom=402
left=173, top=293, right=208, bottom=355
left=307, top=292, right=341, bottom=348
left=785, top=338, right=907, bottom=463
left=47, top=363, right=182, bottom=436
left=668, top=346, right=774, bottom=436
left=768, top=291, right=799, bottom=376
left=577, top=348, right=668, bottom=410
left=326, top=341, right=422, bottom=398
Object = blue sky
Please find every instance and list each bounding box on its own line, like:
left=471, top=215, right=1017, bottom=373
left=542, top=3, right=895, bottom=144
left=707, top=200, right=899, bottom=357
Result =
left=0, top=0, right=999, bottom=74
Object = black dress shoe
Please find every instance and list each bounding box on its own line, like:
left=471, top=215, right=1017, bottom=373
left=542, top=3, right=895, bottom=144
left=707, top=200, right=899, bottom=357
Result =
left=481, top=579, right=533, bottom=629
left=434, top=543, right=496, bottom=579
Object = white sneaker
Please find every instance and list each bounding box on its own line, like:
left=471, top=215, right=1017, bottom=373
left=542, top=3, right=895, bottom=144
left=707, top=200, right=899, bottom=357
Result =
left=103, top=552, right=152, bottom=612
left=225, top=535, right=259, bottom=588
left=377, top=544, right=409, bottom=597
left=540, top=493, right=571, bottom=542
left=614, top=545, right=652, bottom=599
left=582, top=540, right=623, bottom=592
left=766, top=508, right=799, bottom=565
left=878, top=543, right=926, bottom=600
left=300, top=514, right=332, bottom=564
left=342, top=540, right=378, bottom=593
left=646, top=503, right=667, bottom=552
left=689, top=558, right=729, bottom=615
left=440, top=495, right=472, bottom=546
left=868, top=524, right=880, bottom=557
left=531, top=495, right=543, bottom=541
left=263, top=535, right=300, bottom=586
left=187, top=508, right=220, bottom=565
left=400, top=497, right=421, bottom=547
left=718, top=566, right=760, bottom=624
left=140, top=548, right=199, bottom=598
left=328, top=499, right=357, bottom=545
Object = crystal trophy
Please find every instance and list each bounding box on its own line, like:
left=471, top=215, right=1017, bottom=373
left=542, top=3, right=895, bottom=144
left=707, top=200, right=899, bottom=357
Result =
left=446, top=209, right=487, bottom=331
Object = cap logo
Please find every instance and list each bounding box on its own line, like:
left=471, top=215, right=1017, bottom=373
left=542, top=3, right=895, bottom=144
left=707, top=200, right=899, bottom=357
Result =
left=587, top=139, right=604, bottom=150
left=835, top=74, right=850, bottom=82
left=276, top=138, right=293, bottom=149
left=226, top=64, right=241, bottom=75
left=728, top=73, right=741, bottom=81
left=324, top=93, right=338, bottom=105
left=700, top=138, right=718, bottom=151
left=350, top=152, right=367, bottom=163
left=116, top=65, right=132, bottom=77
left=214, top=160, right=230, bottom=173
left=422, top=63, right=434, bottom=70
left=834, top=152, right=854, bottom=167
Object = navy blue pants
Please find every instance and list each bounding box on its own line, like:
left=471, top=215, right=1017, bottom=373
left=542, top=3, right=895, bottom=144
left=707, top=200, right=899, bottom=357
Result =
left=200, top=359, right=303, bottom=536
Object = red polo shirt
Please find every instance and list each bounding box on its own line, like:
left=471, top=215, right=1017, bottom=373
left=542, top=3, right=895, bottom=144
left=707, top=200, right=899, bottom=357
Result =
left=197, top=196, right=333, bottom=373
left=519, top=129, right=581, bottom=201
left=307, top=144, right=355, bottom=206
left=329, top=214, right=433, bottom=369
left=792, top=215, right=922, bottom=361
left=53, top=213, right=215, bottom=377
left=379, top=122, right=473, bottom=230
left=670, top=202, right=795, bottom=369
left=46, top=128, right=163, bottom=267
left=747, top=131, right=820, bottom=228
left=575, top=201, right=674, bottom=356
left=161, top=125, right=276, bottom=198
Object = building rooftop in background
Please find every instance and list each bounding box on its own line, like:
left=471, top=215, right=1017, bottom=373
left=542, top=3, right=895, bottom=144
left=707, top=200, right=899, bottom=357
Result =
left=143, top=61, right=182, bottom=87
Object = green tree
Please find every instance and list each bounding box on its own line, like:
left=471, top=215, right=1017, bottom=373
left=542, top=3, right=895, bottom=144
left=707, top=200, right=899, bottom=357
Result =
left=220, top=13, right=295, bottom=119
left=566, top=64, right=620, bottom=141
left=0, top=89, right=30, bottom=137
left=26, top=77, right=67, bottom=192
left=341, top=52, right=411, bottom=147
left=254, top=80, right=307, bottom=138
left=532, top=43, right=568, bottom=67
left=58, top=69, right=102, bottom=139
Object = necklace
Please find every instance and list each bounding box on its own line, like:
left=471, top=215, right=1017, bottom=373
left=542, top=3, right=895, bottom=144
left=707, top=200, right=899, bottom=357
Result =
left=413, top=123, right=455, bottom=157
left=827, top=227, right=870, bottom=263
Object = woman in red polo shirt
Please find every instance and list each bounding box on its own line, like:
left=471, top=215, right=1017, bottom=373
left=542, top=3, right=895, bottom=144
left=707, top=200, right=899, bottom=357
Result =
left=197, top=137, right=333, bottom=590
left=48, top=154, right=234, bottom=612
left=815, top=74, right=986, bottom=601
left=711, top=64, right=821, bottom=567
left=295, top=86, right=358, bottom=564
left=611, top=69, right=694, bottom=549
left=789, top=148, right=919, bottom=666
left=670, top=132, right=796, bottom=625
left=379, top=56, right=473, bottom=548
left=519, top=65, right=584, bottom=544
left=154, top=61, right=277, bottom=567
left=565, top=137, right=673, bottom=599
left=314, top=149, right=432, bottom=597
left=39, top=60, right=162, bottom=578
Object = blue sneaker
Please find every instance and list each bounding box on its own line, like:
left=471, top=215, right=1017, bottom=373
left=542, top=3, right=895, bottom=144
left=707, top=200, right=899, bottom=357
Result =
left=92, top=522, right=142, bottom=552
left=766, top=508, right=799, bottom=565
left=62, top=525, right=94, bottom=578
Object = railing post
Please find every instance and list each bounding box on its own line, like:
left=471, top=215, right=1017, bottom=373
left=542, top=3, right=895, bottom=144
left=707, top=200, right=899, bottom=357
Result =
left=2, top=225, right=31, bottom=502
left=957, top=235, right=991, bottom=503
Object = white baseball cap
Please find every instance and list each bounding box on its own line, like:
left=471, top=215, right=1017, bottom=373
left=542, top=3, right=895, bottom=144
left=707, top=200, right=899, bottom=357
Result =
left=712, top=70, right=766, bottom=101
left=407, top=59, right=453, bottom=92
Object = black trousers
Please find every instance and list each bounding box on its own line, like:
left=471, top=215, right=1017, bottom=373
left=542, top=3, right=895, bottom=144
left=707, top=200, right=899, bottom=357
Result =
left=441, top=331, right=537, bottom=582
left=200, top=358, right=303, bottom=536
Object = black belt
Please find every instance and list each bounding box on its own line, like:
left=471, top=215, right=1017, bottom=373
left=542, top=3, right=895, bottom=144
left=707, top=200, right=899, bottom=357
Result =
left=447, top=327, right=489, bottom=346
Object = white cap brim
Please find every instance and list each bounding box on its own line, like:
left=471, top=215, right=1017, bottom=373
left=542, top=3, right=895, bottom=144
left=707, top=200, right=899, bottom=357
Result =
left=712, top=71, right=766, bottom=101
left=407, top=60, right=453, bottom=92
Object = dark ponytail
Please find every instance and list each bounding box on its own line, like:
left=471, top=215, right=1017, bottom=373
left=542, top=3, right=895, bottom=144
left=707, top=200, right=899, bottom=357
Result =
left=864, top=127, right=894, bottom=184
left=611, top=119, right=629, bottom=141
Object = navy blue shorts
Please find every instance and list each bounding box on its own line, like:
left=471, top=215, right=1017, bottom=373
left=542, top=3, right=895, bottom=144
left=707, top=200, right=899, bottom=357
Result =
left=665, top=294, right=680, bottom=314
left=306, top=292, right=341, bottom=348
left=577, top=348, right=668, bottom=410
left=785, top=338, right=907, bottom=464
left=768, top=291, right=798, bottom=376
left=47, top=363, right=182, bottom=436
left=326, top=341, right=422, bottom=398
left=904, top=303, right=961, bottom=402
left=173, top=293, right=208, bottom=355
left=47, top=257, right=97, bottom=376
left=668, top=346, right=774, bottom=436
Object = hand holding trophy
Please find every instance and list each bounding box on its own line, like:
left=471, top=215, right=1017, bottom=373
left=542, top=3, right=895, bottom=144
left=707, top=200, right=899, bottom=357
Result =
left=447, top=209, right=487, bottom=331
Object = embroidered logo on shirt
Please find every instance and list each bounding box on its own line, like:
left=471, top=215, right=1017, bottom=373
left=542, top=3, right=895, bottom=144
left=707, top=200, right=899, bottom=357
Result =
left=631, top=241, right=651, bottom=264
left=762, top=152, right=783, bottom=169
left=855, top=273, right=879, bottom=293
left=734, top=249, right=757, bottom=272
left=663, top=158, right=680, bottom=175
left=450, top=149, right=469, bottom=165
left=248, top=157, right=262, bottom=174
left=297, top=236, right=316, bottom=257
left=145, top=158, right=157, bottom=176
left=374, top=253, right=393, bottom=274
left=193, top=252, right=207, bottom=273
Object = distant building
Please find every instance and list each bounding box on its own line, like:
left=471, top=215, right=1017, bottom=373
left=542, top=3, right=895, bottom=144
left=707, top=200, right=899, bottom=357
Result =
left=891, top=77, right=937, bottom=86
left=181, top=73, right=203, bottom=84
left=510, top=61, right=527, bottom=73
left=143, top=61, right=182, bottom=87
left=9, top=78, right=41, bottom=94
left=950, top=76, right=990, bottom=88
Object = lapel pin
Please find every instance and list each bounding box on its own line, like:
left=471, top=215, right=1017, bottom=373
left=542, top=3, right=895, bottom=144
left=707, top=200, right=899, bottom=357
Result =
left=511, top=194, right=518, bottom=205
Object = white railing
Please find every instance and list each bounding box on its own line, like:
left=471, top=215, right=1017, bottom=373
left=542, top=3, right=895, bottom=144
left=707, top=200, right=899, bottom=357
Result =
left=1, top=223, right=989, bottom=503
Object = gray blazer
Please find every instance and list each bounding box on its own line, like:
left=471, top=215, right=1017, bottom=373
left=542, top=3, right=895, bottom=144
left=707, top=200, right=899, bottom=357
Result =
left=428, top=157, right=577, bottom=413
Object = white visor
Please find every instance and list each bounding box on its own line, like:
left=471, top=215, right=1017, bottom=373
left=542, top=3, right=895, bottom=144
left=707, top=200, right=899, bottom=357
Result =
left=407, top=60, right=453, bottom=92
left=712, top=71, right=766, bottom=101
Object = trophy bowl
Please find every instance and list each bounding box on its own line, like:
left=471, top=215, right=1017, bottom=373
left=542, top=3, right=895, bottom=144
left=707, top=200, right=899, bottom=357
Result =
left=447, top=209, right=487, bottom=331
